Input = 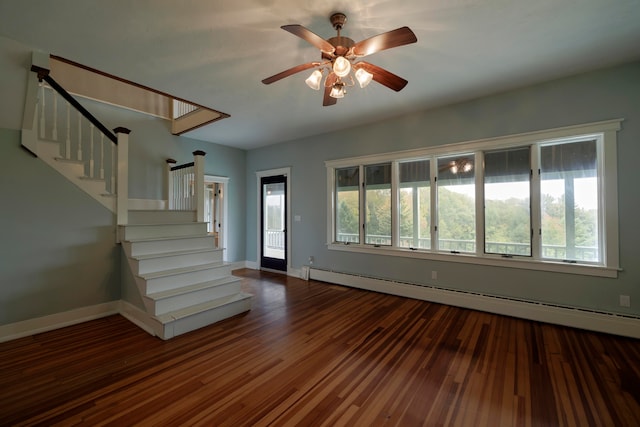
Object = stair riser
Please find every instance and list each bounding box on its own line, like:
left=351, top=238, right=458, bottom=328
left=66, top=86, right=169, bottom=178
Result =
left=128, top=210, right=197, bottom=224
left=164, top=296, right=252, bottom=339
left=141, top=265, right=233, bottom=294
left=148, top=281, right=242, bottom=315
left=134, top=251, right=224, bottom=275
left=124, top=237, right=217, bottom=257
left=122, top=223, right=208, bottom=240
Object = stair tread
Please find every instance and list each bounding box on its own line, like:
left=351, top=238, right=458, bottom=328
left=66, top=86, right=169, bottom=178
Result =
left=124, top=234, right=216, bottom=244
left=146, top=276, right=241, bottom=300
left=133, top=247, right=223, bottom=261
left=139, top=261, right=229, bottom=280
left=156, top=292, right=252, bottom=322
left=124, top=221, right=209, bottom=227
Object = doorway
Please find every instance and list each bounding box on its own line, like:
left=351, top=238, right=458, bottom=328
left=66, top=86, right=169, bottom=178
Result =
left=204, top=175, right=229, bottom=261
left=260, top=173, right=287, bottom=272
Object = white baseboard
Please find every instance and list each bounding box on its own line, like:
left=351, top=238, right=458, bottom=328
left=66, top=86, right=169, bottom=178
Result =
left=118, top=301, right=160, bottom=337
left=0, top=302, right=119, bottom=343
left=309, top=268, right=640, bottom=339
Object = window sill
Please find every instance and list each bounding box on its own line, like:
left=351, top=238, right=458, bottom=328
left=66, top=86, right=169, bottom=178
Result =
left=327, top=243, right=619, bottom=278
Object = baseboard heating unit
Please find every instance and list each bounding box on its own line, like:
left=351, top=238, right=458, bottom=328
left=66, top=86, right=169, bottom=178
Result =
left=309, top=268, right=640, bottom=339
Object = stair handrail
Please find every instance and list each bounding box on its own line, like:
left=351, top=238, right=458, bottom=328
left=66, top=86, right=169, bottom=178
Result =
left=166, top=151, right=206, bottom=221
left=30, top=64, right=131, bottom=225
left=31, top=65, right=117, bottom=144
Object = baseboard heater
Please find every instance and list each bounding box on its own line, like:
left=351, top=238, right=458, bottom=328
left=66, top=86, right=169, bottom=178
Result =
left=309, top=268, right=640, bottom=339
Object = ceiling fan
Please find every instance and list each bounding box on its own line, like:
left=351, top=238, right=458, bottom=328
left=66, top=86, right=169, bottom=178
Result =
left=262, top=12, right=417, bottom=106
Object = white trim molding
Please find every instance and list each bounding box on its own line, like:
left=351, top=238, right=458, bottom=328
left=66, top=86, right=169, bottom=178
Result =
left=309, top=268, right=640, bottom=339
left=0, top=301, right=119, bottom=343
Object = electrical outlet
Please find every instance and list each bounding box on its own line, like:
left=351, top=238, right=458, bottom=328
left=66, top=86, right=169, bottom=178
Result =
left=308, top=256, right=314, bottom=265
left=619, top=295, right=631, bottom=308
left=431, top=271, right=437, bottom=280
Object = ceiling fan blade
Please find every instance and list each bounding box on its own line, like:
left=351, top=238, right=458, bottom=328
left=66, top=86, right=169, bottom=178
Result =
left=355, top=62, right=408, bottom=91
left=323, top=73, right=338, bottom=106
left=351, top=27, right=417, bottom=57
left=282, top=24, right=335, bottom=54
left=262, top=62, right=318, bottom=85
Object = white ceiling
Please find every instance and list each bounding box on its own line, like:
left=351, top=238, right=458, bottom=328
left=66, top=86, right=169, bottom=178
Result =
left=1, top=0, right=639, bottom=150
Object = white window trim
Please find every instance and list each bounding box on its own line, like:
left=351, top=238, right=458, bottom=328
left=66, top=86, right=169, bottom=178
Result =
left=325, top=119, right=622, bottom=278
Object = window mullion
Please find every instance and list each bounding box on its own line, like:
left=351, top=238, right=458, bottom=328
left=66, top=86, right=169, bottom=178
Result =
left=475, top=151, right=484, bottom=256
left=391, top=161, right=399, bottom=247
left=431, top=155, right=439, bottom=251
left=359, top=165, right=365, bottom=245
left=530, top=145, right=542, bottom=260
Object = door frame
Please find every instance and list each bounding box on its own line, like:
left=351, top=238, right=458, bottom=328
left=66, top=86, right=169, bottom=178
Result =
left=205, top=175, right=229, bottom=261
left=256, top=167, right=291, bottom=274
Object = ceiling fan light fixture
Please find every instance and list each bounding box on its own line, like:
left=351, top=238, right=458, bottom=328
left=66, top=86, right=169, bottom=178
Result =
left=305, top=69, right=323, bottom=90
left=329, top=83, right=345, bottom=99
left=333, top=56, right=351, bottom=78
left=355, top=68, right=373, bottom=88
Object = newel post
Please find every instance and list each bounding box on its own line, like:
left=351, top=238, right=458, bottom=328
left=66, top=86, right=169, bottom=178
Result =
left=115, top=127, right=131, bottom=225
left=166, top=158, right=177, bottom=210
left=193, top=150, right=206, bottom=222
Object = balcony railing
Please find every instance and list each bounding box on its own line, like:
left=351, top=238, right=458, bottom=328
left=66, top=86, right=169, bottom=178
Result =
left=335, top=233, right=598, bottom=261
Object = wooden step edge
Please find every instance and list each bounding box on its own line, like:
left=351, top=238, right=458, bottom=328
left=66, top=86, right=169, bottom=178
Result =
left=54, top=156, right=83, bottom=164
left=155, top=292, right=252, bottom=323
left=122, top=234, right=217, bottom=244
left=132, top=247, right=223, bottom=261
left=139, top=262, right=230, bottom=280
left=145, top=276, right=242, bottom=301
left=122, top=221, right=209, bottom=228
left=80, top=176, right=106, bottom=183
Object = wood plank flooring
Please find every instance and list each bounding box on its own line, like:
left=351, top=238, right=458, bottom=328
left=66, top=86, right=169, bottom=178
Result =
left=1, top=269, right=639, bottom=426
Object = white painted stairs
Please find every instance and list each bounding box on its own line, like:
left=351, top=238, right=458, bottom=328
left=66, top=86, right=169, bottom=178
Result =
left=120, top=210, right=252, bottom=339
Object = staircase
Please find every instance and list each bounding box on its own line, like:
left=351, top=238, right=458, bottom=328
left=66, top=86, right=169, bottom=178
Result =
left=120, top=210, right=252, bottom=339
left=21, top=56, right=252, bottom=340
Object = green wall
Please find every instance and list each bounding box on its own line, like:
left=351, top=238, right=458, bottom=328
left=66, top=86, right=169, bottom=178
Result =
left=0, top=128, right=120, bottom=324
left=245, top=61, right=640, bottom=318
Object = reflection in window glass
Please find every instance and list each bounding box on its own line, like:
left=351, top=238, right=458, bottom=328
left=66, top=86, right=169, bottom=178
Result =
left=399, top=160, right=431, bottom=249
left=540, top=140, right=599, bottom=262
left=335, top=167, right=360, bottom=243
left=365, top=164, right=392, bottom=245
left=437, top=155, right=475, bottom=253
left=484, top=148, right=531, bottom=256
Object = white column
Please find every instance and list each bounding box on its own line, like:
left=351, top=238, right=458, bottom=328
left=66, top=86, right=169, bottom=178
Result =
left=193, top=150, right=206, bottom=222
left=115, top=127, right=131, bottom=226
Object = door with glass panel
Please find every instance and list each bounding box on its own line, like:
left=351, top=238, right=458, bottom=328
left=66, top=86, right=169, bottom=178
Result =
left=261, top=175, right=287, bottom=271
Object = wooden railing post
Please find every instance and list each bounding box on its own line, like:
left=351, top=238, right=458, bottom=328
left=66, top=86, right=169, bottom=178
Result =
left=166, top=158, right=177, bottom=209
left=193, top=150, right=206, bottom=222
left=115, top=127, right=131, bottom=225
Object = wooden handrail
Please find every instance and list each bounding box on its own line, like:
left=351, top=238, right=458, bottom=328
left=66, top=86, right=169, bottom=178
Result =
left=31, top=65, right=118, bottom=144
left=170, top=161, right=195, bottom=172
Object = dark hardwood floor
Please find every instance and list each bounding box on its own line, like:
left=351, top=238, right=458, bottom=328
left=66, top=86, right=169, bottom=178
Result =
left=1, top=269, right=639, bottom=426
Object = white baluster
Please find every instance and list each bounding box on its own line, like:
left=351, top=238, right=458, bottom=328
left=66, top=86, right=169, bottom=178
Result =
left=111, top=142, right=116, bottom=194
left=77, top=111, right=83, bottom=161
left=99, top=134, right=105, bottom=179
left=52, top=90, right=58, bottom=141
left=89, top=124, right=95, bottom=177
left=39, top=84, right=45, bottom=139
left=65, top=102, right=71, bottom=159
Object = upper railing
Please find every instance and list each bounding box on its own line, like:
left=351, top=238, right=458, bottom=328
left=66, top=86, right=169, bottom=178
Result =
left=166, top=151, right=206, bottom=221
left=27, top=64, right=131, bottom=224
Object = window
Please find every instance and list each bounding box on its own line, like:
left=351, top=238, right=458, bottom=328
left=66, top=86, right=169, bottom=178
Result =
left=326, top=120, right=621, bottom=277
left=365, top=164, right=392, bottom=245
left=484, top=147, right=531, bottom=256
left=399, top=160, right=431, bottom=249
left=437, top=155, right=476, bottom=253
left=335, top=167, right=360, bottom=244
left=540, top=139, right=599, bottom=262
